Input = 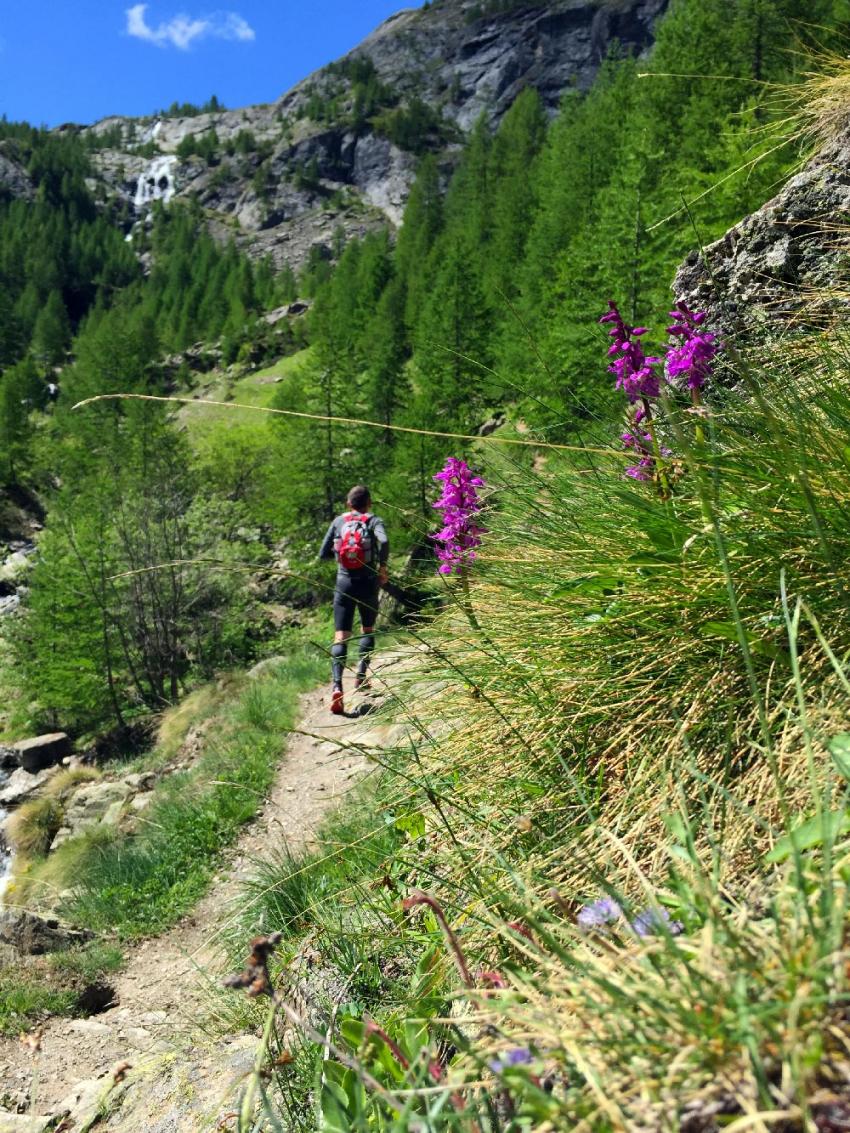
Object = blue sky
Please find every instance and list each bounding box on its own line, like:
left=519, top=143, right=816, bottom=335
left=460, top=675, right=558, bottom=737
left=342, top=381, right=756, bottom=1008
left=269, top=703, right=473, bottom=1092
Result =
left=0, top=1, right=425, bottom=127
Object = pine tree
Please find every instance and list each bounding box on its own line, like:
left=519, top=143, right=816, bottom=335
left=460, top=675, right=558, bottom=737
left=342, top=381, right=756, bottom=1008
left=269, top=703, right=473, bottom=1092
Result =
left=413, top=233, right=493, bottom=426
left=395, top=154, right=443, bottom=335
left=30, top=289, right=71, bottom=366
left=0, top=357, right=39, bottom=484
left=484, top=87, right=547, bottom=306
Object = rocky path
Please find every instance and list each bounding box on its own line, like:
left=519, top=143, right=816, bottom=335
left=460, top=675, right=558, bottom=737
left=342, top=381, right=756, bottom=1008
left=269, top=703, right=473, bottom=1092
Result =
left=0, top=662, right=408, bottom=1133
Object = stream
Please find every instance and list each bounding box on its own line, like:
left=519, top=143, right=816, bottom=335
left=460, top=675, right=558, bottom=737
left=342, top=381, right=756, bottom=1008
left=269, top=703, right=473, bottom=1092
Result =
left=0, top=772, right=10, bottom=905
left=0, top=541, right=36, bottom=906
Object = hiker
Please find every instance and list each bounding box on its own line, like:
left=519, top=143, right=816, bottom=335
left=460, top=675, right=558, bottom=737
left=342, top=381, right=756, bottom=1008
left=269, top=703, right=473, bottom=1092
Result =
left=319, top=485, right=389, bottom=715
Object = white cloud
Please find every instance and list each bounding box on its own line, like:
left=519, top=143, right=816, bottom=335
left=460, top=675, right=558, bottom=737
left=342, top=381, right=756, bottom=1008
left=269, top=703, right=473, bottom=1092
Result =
left=125, top=4, right=255, bottom=50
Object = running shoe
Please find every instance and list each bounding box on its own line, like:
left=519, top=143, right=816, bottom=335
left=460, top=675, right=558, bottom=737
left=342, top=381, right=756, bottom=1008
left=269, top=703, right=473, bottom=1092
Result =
left=330, top=686, right=345, bottom=715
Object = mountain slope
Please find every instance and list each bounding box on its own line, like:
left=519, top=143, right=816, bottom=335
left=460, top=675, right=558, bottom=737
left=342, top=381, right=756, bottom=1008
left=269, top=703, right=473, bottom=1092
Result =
left=80, top=0, right=668, bottom=269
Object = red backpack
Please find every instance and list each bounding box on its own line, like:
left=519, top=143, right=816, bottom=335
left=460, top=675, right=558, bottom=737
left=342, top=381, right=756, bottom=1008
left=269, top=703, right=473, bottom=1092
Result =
left=336, top=512, right=373, bottom=571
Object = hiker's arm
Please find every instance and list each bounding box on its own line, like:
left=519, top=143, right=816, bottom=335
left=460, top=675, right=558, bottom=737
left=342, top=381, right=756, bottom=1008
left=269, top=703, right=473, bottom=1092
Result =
left=373, top=518, right=389, bottom=586
left=318, top=521, right=336, bottom=561
left=372, top=518, right=389, bottom=565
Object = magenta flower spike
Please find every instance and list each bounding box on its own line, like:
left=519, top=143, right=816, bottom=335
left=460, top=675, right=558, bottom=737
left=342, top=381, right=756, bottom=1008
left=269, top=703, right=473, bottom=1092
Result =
left=431, top=457, right=487, bottom=576
left=599, top=300, right=662, bottom=403
left=665, top=302, right=717, bottom=393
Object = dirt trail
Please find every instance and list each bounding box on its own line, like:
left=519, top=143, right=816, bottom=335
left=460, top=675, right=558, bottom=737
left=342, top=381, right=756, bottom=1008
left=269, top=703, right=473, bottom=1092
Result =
left=0, top=659, right=409, bottom=1131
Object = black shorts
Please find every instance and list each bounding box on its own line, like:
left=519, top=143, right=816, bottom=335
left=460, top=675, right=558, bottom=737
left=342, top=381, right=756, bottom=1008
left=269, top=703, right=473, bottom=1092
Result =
left=333, top=572, right=380, bottom=634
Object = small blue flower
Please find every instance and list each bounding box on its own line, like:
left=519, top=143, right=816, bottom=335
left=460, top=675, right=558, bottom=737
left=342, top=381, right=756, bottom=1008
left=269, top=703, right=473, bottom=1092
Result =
left=630, top=907, right=684, bottom=937
left=577, top=897, right=622, bottom=930
left=489, top=1047, right=533, bottom=1073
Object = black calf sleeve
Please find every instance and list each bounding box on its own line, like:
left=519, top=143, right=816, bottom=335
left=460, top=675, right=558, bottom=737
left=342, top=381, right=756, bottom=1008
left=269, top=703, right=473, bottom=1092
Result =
left=357, top=633, right=376, bottom=676
left=331, top=642, right=348, bottom=687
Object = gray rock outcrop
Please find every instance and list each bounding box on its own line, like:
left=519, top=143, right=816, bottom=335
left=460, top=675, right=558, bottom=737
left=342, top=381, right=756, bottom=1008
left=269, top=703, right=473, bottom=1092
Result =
left=50, top=781, right=131, bottom=850
left=0, top=767, right=52, bottom=808
left=674, top=127, right=850, bottom=336
left=0, top=151, right=34, bottom=203
left=0, top=910, right=93, bottom=955
left=0, top=1114, right=54, bottom=1133
left=330, top=0, right=667, bottom=129
left=12, top=733, right=71, bottom=775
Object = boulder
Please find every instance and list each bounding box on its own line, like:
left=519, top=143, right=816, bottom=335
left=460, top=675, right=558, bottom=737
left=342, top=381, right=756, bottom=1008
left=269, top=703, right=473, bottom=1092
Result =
left=0, top=1116, right=53, bottom=1133
left=56, top=1078, right=114, bottom=1133
left=0, top=747, right=18, bottom=771
left=12, top=733, right=71, bottom=774
left=50, top=780, right=131, bottom=849
left=0, top=767, right=51, bottom=808
left=0, top=910, right=93, bottom=955
left=122, top=771, right=156, bottom=791
left=128, top=791, right=155, bottom=814
left=674, top=124, right=850, bottom=336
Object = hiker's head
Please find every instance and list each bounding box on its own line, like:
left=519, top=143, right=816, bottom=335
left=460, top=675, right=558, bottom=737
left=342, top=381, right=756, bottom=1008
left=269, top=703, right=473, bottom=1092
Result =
left=347, top=485, right=371, bottom=512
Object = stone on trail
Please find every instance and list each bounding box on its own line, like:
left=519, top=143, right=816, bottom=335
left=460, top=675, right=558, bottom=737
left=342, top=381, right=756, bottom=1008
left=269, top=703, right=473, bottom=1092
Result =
left=57, top=1077, right=121, bottom=1133
left=0, top=910, right=93, bottom=955
left=12, top=733, right=71, bottom=774
left=0, top=1114, right=53, bottom=1133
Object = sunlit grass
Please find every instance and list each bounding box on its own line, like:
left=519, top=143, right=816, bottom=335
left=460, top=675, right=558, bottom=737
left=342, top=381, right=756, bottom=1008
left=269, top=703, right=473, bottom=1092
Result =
left=234, top=326, right=850, bottom=1131
left=179, top=348, right=313, bottom=442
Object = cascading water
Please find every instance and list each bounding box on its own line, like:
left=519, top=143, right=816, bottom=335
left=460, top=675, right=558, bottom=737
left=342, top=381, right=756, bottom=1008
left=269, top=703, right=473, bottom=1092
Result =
left=0, top=541, right=35, bottom=906
left=0, top=790, right=11, bottom=906
left=133, top=154, right=178, bottom=211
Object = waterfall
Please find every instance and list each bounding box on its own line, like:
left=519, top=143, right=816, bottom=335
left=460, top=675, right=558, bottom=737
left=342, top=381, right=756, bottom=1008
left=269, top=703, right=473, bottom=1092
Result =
left=0, top=781, right=10, bottom=907
left=134, top=154, right=179, bottom=211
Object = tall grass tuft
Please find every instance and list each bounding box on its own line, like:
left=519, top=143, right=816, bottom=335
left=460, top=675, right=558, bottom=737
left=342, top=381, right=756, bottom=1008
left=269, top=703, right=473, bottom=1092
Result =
left=238, top=322, right=850, bottom=1130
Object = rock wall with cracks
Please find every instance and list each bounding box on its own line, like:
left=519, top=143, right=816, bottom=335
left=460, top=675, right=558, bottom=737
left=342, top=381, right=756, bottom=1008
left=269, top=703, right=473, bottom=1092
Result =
left=674, top=127, right=850, bottom=337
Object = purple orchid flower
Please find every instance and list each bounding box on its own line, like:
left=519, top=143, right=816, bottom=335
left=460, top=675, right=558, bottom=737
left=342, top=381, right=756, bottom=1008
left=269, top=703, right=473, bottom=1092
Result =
left=431, top=457, right=487, bottom=576
left=666, top=302, right=717, bottom=393
left=600, top=301, right=663, bottom=403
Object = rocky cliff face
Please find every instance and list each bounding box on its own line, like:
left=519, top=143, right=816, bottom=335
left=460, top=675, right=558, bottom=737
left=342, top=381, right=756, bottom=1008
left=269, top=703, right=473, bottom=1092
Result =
left=674, top=128, right=850, bottom=337
left=80, top=0, right=668, bottom=272
left=0, top=145, right=34, bottom=203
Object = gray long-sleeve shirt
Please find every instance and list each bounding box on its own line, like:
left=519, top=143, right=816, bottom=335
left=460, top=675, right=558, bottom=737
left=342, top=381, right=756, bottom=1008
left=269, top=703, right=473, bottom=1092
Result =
left=319, top=513, right=389, bottom=573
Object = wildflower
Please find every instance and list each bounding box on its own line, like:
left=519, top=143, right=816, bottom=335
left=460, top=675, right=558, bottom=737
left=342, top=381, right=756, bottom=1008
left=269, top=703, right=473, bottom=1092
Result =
left=431, top=457, right=487, bottom=576
left=666, top=302, right=717, bottom=393
left=621, top=428, right=672, bottom=482
left=630, top=907, right=684, bottom=937
left=621, top=430, right=655, bottom=482
left=577, top=896, right=622, bottom=929
left=600, top=300, right=662, bottom=403
left=223, top=933, right=283, bottom=998
left=489, top=1047, right=534, bottom=1073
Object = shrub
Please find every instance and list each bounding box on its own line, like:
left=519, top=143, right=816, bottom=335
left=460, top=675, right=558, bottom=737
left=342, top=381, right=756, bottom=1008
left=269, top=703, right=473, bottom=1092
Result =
left=7, top=796, right=64, bottom=857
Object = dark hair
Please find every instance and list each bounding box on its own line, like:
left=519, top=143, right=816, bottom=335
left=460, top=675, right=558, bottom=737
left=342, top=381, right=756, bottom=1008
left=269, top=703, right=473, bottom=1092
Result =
left=347, top=484, right=371, bottom=512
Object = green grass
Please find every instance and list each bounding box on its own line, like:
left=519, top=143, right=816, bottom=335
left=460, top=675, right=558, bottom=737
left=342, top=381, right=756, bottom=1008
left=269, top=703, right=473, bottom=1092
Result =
left=0, top=973, right=77, bottom=1037
left=0, top=943, right=126, bottom=1037
left=223, top=326, right=850, bottom=1131
left=179, top=349, right=312, bottom=443
left=48, top=942, right=125, bottom=982
left=63, top=644, right=325, bottom=939
left=236, top=781, right=402, bottom=944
